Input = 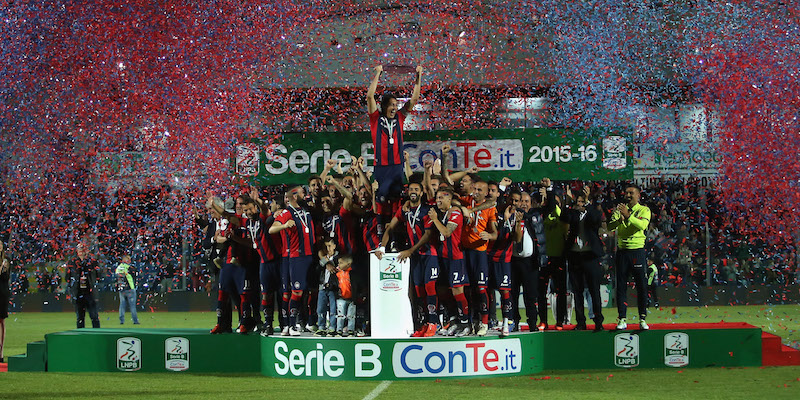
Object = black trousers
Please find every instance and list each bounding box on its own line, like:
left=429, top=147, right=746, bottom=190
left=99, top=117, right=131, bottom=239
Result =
left=568, top=251, right=604, bottom=326
left=615, top=248, right=648, bottom=319
left=648, top=284, right=659, bottom=305
left=74, top=294, right=100, bottom=328
left=511, top=256, right=539, bottom=326
left=538, top=255, right=567, bottom=326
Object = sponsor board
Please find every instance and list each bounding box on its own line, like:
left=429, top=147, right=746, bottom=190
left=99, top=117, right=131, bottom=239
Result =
left=240, top=129, right=632, bottom=185
left=614, top=333, right=640, bottom=368
left=392, top=339, right=522, bottom=378
left=165, top=337, right=190, bottom=371
left=664, top=332, right=689, bottom=367
left=266, top=337, right=529, bottom=380
left=117, top=337, right=142, bottom=371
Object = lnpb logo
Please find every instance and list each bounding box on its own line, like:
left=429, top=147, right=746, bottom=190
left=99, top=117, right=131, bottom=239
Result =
left=664, top=332, right=689, bottom=367
left=379, top=257, right=402, bottom=291
left=236, top=143, right=260, bottom=176
left=165, top=337, right=190, bottom=371
left=117, top=337, right=142, bottom=371
left=614, top=333, right=639, bottom=368
left=393, top=339, right=522, bottom=378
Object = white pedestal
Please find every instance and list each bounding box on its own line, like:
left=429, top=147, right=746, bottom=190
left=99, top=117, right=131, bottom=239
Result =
left=369, top=253, right=414, bottom=338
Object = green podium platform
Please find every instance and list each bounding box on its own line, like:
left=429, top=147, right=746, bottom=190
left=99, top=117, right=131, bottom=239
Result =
left=9, top=322, right=797, bottom=378
left=41, top=328, right=259, bottom=373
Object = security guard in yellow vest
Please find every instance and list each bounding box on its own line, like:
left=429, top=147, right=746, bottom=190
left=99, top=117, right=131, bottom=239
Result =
left=608, top=184, right=651, bottom=330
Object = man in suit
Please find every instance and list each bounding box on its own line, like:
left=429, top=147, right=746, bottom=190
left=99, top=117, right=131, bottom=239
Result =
left=562, top=185, right=605, bottom=331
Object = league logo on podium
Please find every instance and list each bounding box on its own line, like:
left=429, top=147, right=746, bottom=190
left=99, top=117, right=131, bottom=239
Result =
left=664, top=332, right=689, bottom=367
left=165, top=337, right=190, bottom=371
left=117, top=337, right=141, bottom=371
left=614, top=333, right=640, bottom=368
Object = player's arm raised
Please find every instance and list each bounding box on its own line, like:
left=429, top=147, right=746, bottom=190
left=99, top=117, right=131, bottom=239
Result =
left=448, top=166, right=478, bottom=187
left=404, top=151, right=413, bottom=180
left=367, top=65, right=382, bottom=114
left=401, top=65, right=423, bottom=113
left=422, top=160, right=436, bottom=200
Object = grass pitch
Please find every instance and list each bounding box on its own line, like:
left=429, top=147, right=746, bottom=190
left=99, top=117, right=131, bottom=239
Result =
left=2, top=305, right=800, bottom=399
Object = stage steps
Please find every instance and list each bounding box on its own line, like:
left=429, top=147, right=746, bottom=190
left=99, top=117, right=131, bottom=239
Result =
left=7, top=340, right=47, bottom=372
left=761, top=332, right=800, bottom=366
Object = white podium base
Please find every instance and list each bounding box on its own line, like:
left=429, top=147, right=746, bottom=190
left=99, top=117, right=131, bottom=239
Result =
left=369, top=253, right=414, bottom=338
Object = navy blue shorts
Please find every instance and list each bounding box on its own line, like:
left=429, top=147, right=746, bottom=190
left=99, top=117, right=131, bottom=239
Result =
left=490, top=260, right=512, bottom=290
left=442, top=258, right=469, bottom=288
left=288, top=255, right=313, bottom=291
left=219, top=262, right=246, bottom=295
left=465, top=249, right=489, bottom=287
left=260, top=260, right=280, bottom=294
left=373, top=164, right=405, bottom=203
left=412, top=254, right=440, bottom=286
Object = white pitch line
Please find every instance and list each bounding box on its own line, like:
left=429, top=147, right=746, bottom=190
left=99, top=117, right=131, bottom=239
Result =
left=362, top=380, right=392, bottom=400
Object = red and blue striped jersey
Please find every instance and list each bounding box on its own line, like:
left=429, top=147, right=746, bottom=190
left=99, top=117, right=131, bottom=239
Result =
left=275, top=206, right=316, bottom=258
left=439, top=208, right=464, bottom=260
left=487, top=215, right=517, bottom=263
left=323, top=207, right=358, bottom=254
left=369, top=110, right=406, bottom=166
left=394, top=203, right=437, bottom=256
left=361, top=212, right=381, bottom=252
left=228, top=214, right=256, bottom=265
left=248, top=213, right=280, bottom=263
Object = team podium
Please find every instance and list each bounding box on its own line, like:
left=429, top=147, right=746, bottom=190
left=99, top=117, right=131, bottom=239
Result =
left=369, top=252, right=414, bottom=338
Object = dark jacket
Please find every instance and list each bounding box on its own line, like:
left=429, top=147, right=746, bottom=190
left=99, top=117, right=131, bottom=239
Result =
left=66, top=257, right=101, bottom=297
left=561, top=205, right=604, bottom=258
left=319, top=256, right=340, bottom=293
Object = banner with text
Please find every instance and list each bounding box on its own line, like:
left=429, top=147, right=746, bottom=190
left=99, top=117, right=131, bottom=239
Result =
left=261, top=335, right=543, bottom=380
left=633, top=141, right=721, bottom=178
left=236, top=129, right=633, bottom=185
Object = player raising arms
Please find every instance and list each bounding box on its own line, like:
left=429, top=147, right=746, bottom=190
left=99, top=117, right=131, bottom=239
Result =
left=366, top=64, right=423, bottom=236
